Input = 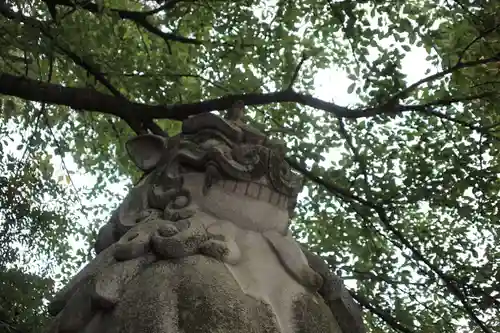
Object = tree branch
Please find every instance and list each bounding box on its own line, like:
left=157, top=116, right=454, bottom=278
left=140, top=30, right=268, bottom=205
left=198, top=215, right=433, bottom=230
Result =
left=349, top=291, right=415, bottom=333
left=456, top=23, right=500, bottom=65
left=390, top=53, right=500, bottom=102
left=399, top=93, right=500, bottom=140
left=0, top=1, right=157, bottom=134
left=287, top=52, right=308, bottom=90
left=0, top=72, right=146, bottom=121
left=42, top=0, right=204, bottom=46
left=286, top=159, right=492, bottom=333
left=1, top=71, right=498, bottom=139
left=373, top=208, right=492, bottom=333
left=0, top=71, right=360, bottom=124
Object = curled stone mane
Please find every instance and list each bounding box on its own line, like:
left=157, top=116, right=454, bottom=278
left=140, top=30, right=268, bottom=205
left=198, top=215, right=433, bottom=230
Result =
left=166, top=112, right=302, bottom=210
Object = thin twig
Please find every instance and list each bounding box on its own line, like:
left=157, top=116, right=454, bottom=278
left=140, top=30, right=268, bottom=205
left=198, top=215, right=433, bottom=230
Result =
left=287, top=52, right=308, bottom=90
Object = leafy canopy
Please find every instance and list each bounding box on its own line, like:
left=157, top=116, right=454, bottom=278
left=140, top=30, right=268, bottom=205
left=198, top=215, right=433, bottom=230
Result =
left=0, top=1, right=499, bottom=333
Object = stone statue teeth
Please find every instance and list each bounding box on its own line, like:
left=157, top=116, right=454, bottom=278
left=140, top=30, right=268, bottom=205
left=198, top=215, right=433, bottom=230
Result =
left=46, top=102, right=366, bottom=333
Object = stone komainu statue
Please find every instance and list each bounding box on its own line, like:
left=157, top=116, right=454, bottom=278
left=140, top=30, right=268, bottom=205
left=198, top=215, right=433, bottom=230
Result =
left=46, top=107, right=366, bottom=333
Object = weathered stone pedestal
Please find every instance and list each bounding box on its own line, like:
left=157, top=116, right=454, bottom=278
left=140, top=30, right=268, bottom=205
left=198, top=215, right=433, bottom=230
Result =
left=45, top=108, right=366, bottom=333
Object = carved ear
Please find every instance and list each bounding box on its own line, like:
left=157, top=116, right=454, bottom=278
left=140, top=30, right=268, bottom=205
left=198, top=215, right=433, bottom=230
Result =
left=126, top=134, right=166, bottom=171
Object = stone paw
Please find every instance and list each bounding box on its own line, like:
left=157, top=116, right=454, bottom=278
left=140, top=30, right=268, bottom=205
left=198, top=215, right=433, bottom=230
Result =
left=151, top=218, right=209, bottom=259
left=199, top=237, right=241, bottom=264
left=162, top=191, right=199, bottom=221
left=113, top=218, right=187, bottom=261
left=114, top=229, right=152, bottom=261
left=164, top=203, right=199, bottom=222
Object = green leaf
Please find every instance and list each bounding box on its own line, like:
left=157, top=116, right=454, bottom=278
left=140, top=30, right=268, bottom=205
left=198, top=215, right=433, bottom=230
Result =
left=347, top=83, right=355, bottom=94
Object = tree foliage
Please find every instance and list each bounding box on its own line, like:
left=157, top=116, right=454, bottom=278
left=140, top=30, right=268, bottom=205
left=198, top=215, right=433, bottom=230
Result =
left=0, top=1, right=499, bottom=333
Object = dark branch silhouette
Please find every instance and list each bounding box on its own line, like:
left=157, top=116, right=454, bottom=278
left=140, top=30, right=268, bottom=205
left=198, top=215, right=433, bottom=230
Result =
left=286, top=158, right=493, bottom=333
left=42, top=0, right=204, bottom=46
left=0, top=70, right=498, bottom=140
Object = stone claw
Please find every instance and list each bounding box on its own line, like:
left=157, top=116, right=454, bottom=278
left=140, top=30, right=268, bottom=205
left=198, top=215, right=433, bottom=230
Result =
left=164, top=203, right=199, bottom=221
left=157, top=223, right=179, bottom=237
left=114, top=230, right=151, bottom=261
left=199, top=238, right=241, bottom=264
left=151, top=219, right=208, bottom=259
